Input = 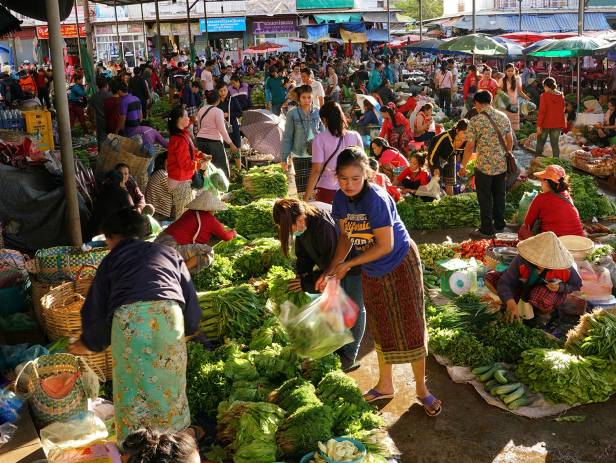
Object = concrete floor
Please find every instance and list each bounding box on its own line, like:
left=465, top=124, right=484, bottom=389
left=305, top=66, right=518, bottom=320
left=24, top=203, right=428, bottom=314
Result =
left=347, top=227, right=616, bottom=463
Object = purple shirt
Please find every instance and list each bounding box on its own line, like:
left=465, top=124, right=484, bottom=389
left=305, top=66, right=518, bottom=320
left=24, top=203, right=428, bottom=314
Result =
left=119, top=94, right=142, bottom=128
left=312, top=130, right=363, bottom=190
left=124, top=126, right=169, bottom=147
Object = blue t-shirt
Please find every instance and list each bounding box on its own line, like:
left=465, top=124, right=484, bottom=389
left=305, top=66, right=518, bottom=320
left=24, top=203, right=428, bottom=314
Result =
left=332, top=183, right=411, bottom=277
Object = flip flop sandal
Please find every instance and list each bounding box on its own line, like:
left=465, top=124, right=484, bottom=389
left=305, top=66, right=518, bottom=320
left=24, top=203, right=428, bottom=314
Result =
left=342, top=362, right=361, bottom=373
left=363, top=388, right=395, bottom=403
left=418, top=394, right=442, bottom=417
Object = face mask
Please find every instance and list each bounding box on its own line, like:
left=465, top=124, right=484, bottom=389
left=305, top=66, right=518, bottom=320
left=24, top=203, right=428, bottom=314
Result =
left=293, top=229, right=305, bottom=238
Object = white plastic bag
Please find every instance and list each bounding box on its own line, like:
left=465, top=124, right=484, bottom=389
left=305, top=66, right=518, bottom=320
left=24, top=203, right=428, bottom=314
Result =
left=416, top=175, right=444, bottom=199
left=279, top=278, right=357, bottom=359
left=40, top=411, right=108, bottom=461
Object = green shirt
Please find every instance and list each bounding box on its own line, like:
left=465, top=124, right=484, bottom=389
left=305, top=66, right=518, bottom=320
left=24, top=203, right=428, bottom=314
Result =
left=266, top=76, right=287, bottom=106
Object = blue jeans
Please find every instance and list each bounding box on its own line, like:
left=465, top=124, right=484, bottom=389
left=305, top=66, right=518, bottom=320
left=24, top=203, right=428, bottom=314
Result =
left=271, top=103, right=282, bottom=116
left=339, top=273, right=366, bottom=363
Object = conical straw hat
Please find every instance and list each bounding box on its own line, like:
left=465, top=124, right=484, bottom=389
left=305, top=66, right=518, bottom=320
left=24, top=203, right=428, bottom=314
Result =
left=517, top=231, right=574, bottom=270
left=186, top=191, right=227, bottom=212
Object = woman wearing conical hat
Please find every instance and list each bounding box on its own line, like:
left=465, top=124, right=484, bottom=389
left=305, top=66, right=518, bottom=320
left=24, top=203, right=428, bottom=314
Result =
left=485, top=232, right=582, bottom=328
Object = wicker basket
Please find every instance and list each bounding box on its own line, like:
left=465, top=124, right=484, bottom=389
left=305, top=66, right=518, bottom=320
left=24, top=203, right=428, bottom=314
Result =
left=30, top=277, right=56, bottom=330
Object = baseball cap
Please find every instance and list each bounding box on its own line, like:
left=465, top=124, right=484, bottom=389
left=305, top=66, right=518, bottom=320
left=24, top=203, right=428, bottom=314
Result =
left=534, top=164, right=566, bottom=183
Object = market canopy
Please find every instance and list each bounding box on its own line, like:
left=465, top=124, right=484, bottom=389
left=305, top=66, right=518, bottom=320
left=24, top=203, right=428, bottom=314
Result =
left=0, top=0, right=74, bottom=22
left=438, top=33, right=508, bottom=56
left=0, top=4, right=21, bottom=37
left=529, top=36, right=612, bottom=57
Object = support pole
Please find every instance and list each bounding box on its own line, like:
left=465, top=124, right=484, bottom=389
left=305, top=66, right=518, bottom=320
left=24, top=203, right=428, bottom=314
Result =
left=518, top=0, right=522, bottom=32
left=203, top=0, right=210, bottom=59
left=419, top=0, right=423, bottom=42
left=386, top=0, right=391, bottom=44
left=155, top=0, right=162, bottom=62
left=141, top=3, right=149, bottom=61
left=472, top=0, right=476, bottom=34
left=45, top=0, right=82, bottom=246
left=186, top=0, right=193, bottom=64
left=114, top=0, right=123, bottom=63
left=83, top=0, right=95, bottom=66
left=577, top=0, right=585, bottom=111
left=74, top=2, right=83, bottom=66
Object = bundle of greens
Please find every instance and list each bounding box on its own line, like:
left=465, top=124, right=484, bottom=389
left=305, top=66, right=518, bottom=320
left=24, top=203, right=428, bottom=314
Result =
left=269, top=378, right=322, bottom=415
left=478, top=320, right=560, bottom=364
left=199, top=285, right=264, bottom=342
left=217, top=401, right=285, bottom=463
left=227, top=188, right=253, bottom=206
left=397, top=194, right=481, bottom=230
left=586, top=244, right=614, bottom=265
left=250, top=344, right=300, bottom=382
left=224, top=354, right=259, bottom=382
left=215, top=204, right=241, bottom=229
left=233, top=238, right=292, bottom=279
left=428, top=326, right=497, bottom=367
left=276, top=404, right=335, bottom=457
left=302, top=354, right=343, bottom=385
left=506, top=180, right=540, bottom=208
left=186, top=342, right=229, bottom=420
left=417, top=243, right=455, bottom=270
left=213, top=236, right=248, bottom=257
left=516, top=348, right=616, bottom=405
left=228, top=379, right=275, bottom=403
left=234, top=199, right=277, bottom=239
left=566, top=309, right=616, bottom=361
left=243, top=164, right=288, bottom=200
left=317, top=371, right=365, bottom=406
left=192, top=255, right=236, bottom=291
left=265, top=266, right=312, bottom=308
left=249, top=316, right=290, bottom=350
left=426, top=295, right=497, bottom=333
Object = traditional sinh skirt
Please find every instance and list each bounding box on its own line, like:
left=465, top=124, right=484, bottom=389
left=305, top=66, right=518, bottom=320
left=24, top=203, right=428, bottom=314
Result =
left=111, top=300, right=191, bottom=446
left=155, top=232, right=214, bottom=272
left=361, top=243, right=428, bottom=364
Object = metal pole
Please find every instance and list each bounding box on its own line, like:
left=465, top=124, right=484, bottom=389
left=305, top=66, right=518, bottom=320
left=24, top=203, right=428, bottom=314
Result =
left=155, top=0, right=162, bottom=62
left=141, top=3, right=149, bottom=61
left=186, top=0, right=193, bottom=64
left=203, top=0, right=210, bottom=59
left=518, top=0, right=522, bottom=32
left=386, top=0, right=391, bottom=43
left=45, top=0, right=82, bottom=246
left=577, top=0, right=584, bottom=111
left=74, top=1, right=83, bottom=66
left=114, top=1, right=123, bottom=63
left=83, top=0, right=95, bottom=67
left=472, top=0, right=476, bottom=34
left=419, top=0, right=423, bottom=42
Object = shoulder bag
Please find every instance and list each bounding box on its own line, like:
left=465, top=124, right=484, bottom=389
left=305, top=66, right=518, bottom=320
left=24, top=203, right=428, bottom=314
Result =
left=480, top=111, right=517, bottom=175
left=184, top=132, right=205, bottom=189
left=315, top=136, right=344, bottom=186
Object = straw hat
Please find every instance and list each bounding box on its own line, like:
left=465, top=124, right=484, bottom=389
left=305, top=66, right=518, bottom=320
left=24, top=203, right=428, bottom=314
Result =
left=186, top=191, right=227, bottom=212
left=517, top=231, right=574, bottom=270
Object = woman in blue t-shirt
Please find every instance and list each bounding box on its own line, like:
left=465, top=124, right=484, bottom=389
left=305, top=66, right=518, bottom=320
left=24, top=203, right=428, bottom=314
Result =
left=317, top=146, right=442, bottom=417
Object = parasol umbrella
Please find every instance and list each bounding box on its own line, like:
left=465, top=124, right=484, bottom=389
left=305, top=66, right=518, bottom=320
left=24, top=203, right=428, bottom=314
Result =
left=529, top=36, right=611, bottom=58
left=523, top=38, right=556, bottom=55
left=244, top=41, right=284, bottom=54
left=406, top=39, right=444, bottom=54
left=492, top=37, right=525, bottom=58
left=240, top=111, right=286, bottom=161
left=356, top=94, right=379, bottom=109
left=438, top=33, right=508, bottom=56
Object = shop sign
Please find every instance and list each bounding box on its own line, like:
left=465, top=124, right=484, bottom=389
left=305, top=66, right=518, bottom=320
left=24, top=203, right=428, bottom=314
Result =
left=199, top=17, right=246, bottom=33
left=37, top=25, right=86, bottom=40
left=252, top=20, right=297, bottom=34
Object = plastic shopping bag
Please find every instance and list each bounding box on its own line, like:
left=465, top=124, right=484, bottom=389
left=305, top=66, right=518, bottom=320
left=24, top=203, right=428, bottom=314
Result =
left=279, top=278, right=358, bottom=359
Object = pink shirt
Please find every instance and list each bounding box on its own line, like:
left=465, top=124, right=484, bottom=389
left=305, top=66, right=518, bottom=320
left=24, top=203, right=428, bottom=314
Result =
left=312, top=130, right=364, bottom=190
left=195, top=105, right=233, bottom=145
left=202, top=70, right=214, bottom=91
left=379, top=148, right=410, bottom=168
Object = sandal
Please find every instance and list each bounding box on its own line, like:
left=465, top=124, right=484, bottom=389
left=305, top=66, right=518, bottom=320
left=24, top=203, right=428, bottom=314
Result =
left=363, top=388, right=395, bottom=403
left=418, top=394, right=442, bottom=417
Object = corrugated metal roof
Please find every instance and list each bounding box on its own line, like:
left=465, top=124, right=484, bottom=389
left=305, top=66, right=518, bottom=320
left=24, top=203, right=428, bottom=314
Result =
left=453, top=12, right=609, bottom=32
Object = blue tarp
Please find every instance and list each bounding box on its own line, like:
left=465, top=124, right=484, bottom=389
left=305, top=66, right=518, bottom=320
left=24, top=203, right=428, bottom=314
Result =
left=366, top=29, right=389, bottom=42
left=306, top=24, right=330, bottom=42
left=452, top=13, right=610, bottom=33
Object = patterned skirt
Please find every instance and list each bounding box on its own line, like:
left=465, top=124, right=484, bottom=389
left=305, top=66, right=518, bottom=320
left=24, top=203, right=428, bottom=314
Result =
left=155, top=233, right=214, bottom=272
left=169, top=181, right=194, bottom=219
left=111, top=300, right=191, bottom=446
left=361, top=243, right=427, bottom=364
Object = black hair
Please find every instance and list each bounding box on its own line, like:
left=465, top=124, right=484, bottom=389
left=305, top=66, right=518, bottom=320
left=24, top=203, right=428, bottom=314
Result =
left=115, top=163, right=130, bottom=171
left=410, top=152, right=425, bottom=167
left=153, top=151, right=168, bottom=173
left=230, top=74, right=242, bottom=83
left=191, top=80, right=200, bottom=88
left=133, top=66, right=142, bottom=76
left=319, top=101, right=346, bottom=138
left=368, top=157, right=379, bottom=171
left=379, top=105, right=397, bottom=127
left=336, top=146, right=370, bottom=175
left=96, top=75, right=108, bottom=89
left=609, top=98, right=616, bottom=126
left=468, top=64, right=477, bottom=72
left=122, top=428, right=197, bottom=463
left=502, top=63, right=517, bottom=92
left=206, top=89, right=220, bottom=105
left=101, top=207, right=147, bottom=240
left=420, top=103, right=433, bottom=113
left=103, top=170, right=124, bottom=187
left=215, top=80, right=227, bottom=91
left=546, top=177, right=569, bottom=194
left=167, top=105, right=187, bottom=136
left=295, top=84, right=313, bottom=99
left=117, top=81, right=129, bottom=93
left=455, top=119, right=469, bottom=132
left=370, top=137, right=394, bottom=159
left=300, top=68, right=312, bottom=77
left=474, top=90, right=492, bottom=105
left=543, top=77, right=557, bottom=90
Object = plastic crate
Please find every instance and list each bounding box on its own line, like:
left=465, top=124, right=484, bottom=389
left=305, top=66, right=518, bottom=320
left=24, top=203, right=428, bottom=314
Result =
left=23, top=109, right=54, bottom=151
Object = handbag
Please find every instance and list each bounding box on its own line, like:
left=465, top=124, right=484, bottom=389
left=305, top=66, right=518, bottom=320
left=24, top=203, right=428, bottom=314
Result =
left=184, top=129, right=205, bottom=189
left=480, top=111, right=517, bottom=175
left=315, top=136, right=344, bottom=187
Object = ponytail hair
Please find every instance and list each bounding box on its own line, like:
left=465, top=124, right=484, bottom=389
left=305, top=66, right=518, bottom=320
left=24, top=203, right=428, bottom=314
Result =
left=546, top=177, right=570, bottom=194
left=122, top=428, right=198, bottom=463
left=272, top=199, right=319, bottom=257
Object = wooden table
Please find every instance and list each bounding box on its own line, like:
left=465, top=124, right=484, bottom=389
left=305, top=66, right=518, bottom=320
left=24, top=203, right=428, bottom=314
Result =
left=0, top=410, right=46, bottom=463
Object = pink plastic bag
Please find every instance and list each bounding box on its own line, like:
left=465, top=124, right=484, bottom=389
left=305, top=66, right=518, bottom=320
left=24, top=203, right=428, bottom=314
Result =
left=319, top=278, right=359, bottom=329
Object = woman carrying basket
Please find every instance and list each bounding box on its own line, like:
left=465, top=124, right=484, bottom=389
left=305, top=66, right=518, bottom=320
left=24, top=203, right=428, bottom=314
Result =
left=69, top=208, right=202, bottom=447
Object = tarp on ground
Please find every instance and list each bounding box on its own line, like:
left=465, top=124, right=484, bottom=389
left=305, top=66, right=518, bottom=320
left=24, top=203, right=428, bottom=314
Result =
left=0, top=164, right=91, bottom=252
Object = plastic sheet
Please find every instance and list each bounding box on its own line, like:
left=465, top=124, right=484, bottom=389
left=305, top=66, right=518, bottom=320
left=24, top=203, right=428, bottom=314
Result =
left=40, top=412, right=108, bottom=461
left=0, top=343, right=48, bottom=372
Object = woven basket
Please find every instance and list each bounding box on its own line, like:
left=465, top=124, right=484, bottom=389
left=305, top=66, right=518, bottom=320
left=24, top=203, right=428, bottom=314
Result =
left=33, top=246, right=108, bottom=282
left=30, top=277, right=56, bottom=330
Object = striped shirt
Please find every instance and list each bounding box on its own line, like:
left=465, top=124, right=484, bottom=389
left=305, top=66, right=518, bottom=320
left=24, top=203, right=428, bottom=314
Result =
left=145, top=170, right=173, bottom=218
left=120, top=94, right=142, bottom=128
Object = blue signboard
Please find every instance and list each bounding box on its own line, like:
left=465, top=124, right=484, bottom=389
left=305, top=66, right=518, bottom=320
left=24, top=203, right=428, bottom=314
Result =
left=199, top=17, right=246, bottom=33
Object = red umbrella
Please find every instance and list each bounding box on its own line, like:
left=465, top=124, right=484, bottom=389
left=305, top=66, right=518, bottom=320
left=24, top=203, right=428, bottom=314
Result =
left=499, top=32, right=576, bottom=47
left=244, top=41, right=284, bottom=54
left=379, top=34, right=421, bottom=48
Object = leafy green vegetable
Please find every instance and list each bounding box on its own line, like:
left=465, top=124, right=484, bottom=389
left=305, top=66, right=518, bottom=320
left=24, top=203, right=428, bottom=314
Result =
left=506, top=180, right=540, bottom=207
left=566, top=309, right=616, bottom=361
left=213, top=236, right=248, bottom=257
left=186, top=342, right=229, bottom=419
left=249, top=316, right=290, bottom=350
left=417, top=243, right=455, bottom=270
left=397, top=194, right=481, bottom=230
left=234, top=199, right=277, bottom=239
left=302, top=353, right=343, bottom=385
left=586, top=245, right=614, bottom=265
left=554, top=415, right=586, bottom=422
left=276, top=404, right=335, bottom=457
left=233, top=238, right=292, bottom=279
left=192, top=255, right=236, bottom=291
left=265, top=266, right=312, bottom=308
left=243, top=164, right=288, bottom=200
left=516, top=349, right=616, bottom=405
left=428, top=326, right=497, bottom=367
left=270, top=378, right=321, bottom=414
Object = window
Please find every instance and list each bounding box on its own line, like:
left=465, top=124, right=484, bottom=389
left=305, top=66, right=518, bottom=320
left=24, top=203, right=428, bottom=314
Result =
left=377, top=0, right=384, bottom=7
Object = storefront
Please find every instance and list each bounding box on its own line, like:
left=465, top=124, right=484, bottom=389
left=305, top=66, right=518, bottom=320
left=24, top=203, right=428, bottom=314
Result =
left=199, top=16, right=247, bottom=55
left=249, top=18, right=301, bottom=52
left=0, top=28, right=37, bottom=66
left=37, top=24, right=86, bottom=66
left=94, top=24, right=146, bottom=67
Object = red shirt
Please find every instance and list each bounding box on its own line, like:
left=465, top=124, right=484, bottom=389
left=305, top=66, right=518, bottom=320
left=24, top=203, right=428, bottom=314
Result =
left=378, top=148, right=409, bottom=168
left=537, top=91, right=566, bottom=130
left=463, top=73, right=478, bottom=99
left=165, top=210, right=236, bottom=245
left=397, top=97, right=417, bottom=114
left=524, top=192, right=585, bottom=238
left=478, top=77, right=499, bottom=97
left=380, top=112, right=411, bottom=140
left=104, top=96, right=122, bottom=133
left=373, top=173, right=401, bottom=201
left=167, top=130, right=200, bottom=182
left=396, top=168, right=430, bottom=186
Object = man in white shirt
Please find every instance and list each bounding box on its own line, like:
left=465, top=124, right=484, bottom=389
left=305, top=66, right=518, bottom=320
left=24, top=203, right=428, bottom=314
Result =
left=223, top=65, right=233, bottom=85
left=201, top=61, right=214, bottom=92
left=290, top=64, right=302, bottom=85
left=300, top=68, right=324, bottom=108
